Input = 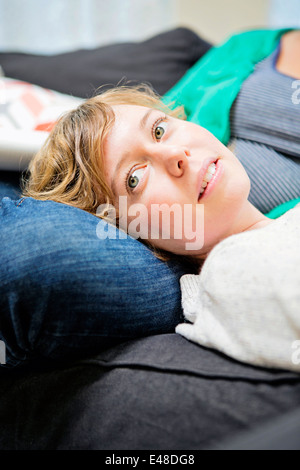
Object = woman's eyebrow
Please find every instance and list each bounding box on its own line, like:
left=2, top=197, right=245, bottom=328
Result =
left=140, top=108, right=155, bottom=130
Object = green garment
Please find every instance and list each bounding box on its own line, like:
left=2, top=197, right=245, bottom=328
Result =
left=265, top=198, right=300, bottom=219
left=163, top=28, right=291, bottom=145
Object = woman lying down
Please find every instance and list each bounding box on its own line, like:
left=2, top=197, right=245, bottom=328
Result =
left=23, top=30, right=300, bottom=372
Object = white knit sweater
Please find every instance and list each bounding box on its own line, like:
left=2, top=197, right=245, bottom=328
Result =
left=176, top=204, right=300, bottom=372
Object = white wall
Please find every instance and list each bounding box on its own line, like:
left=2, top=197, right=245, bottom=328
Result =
left=0, top=0, right=298, bottom=54
left=175, top=0, right=269, bottom=44
left=0, top=0, right=177, bottom=54
left=268, top=0, right=300, bottom=27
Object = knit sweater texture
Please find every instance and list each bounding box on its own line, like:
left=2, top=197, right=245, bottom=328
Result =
left=176, top=204, right=300, bottom=372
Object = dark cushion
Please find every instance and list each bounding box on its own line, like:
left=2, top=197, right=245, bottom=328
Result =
left=0, top=171, right=21, bottom=199
left=0, top=27, right=212, bottom=98
left=1, top=334, right=300, bottom=450
left=219, top=407, right=300, bottom=450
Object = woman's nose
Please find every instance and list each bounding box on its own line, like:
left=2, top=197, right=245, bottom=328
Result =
left=163, top=145, right=190, bottom=176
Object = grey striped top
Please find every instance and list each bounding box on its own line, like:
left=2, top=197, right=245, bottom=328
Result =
left=230, top=42, right=300, bottom=214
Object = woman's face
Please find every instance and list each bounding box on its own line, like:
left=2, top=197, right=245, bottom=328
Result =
left=103, top=104, right=251, bottom=257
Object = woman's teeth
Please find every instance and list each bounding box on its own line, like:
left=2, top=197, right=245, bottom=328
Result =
left=199, top=162, right=216, bottom=196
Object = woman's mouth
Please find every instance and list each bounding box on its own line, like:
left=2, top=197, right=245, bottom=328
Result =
left=198, top=159, right=222, bottom=201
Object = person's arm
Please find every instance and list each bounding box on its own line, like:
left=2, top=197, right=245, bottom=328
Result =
left=276, top=30, right=300, bottom=79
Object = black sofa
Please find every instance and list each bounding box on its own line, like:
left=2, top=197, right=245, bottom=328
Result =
left=1, top=27, right=300, bottom=450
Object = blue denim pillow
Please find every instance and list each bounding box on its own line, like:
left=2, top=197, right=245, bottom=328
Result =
left=0, top=194, right=193, bottom=367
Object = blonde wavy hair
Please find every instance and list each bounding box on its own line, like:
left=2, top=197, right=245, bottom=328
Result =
left=21, top=84, right=195, bottom=263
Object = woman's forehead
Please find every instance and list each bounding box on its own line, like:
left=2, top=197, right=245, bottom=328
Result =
left=111, top=103, right=153, bottom=120
left=107, top=104, right=156, bottom=143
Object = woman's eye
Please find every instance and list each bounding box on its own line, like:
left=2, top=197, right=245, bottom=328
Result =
left=154, top=121, right=167, bottom=141
left=127, top=167, right=146, bottom=190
